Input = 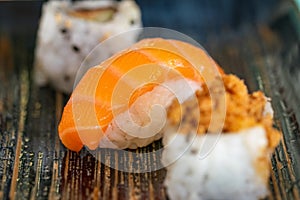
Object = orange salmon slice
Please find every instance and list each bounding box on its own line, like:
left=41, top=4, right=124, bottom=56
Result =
left=58, top=38, right=223, bottom=152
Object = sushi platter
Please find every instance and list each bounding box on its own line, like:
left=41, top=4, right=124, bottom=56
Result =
left=0, top=0, right=299, bottom=199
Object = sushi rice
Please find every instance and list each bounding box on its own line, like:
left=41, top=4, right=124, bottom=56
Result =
left=100, top=78, right=201, bottom=149
left=162, top=126, right=271, bottom=200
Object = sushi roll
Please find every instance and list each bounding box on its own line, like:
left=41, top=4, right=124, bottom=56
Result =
left=34, top=0, right=142, bottom=93
left=162, top=74, right=281, bottom=200
left=58, top=38, right=281, bottom=199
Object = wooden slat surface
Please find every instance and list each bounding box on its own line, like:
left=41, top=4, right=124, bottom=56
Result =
left=0, top=5, right=300, bottom=200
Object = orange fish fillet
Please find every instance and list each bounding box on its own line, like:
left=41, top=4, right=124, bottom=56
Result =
left=58, top=38, right=223, bottom=152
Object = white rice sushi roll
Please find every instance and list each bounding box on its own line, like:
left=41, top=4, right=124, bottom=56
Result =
left=161, top=74, right=281, bottom=200
left=34, top=0, right=142, bottom=93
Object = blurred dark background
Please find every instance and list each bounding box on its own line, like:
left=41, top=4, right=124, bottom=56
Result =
left=136, top=0, right=281, bottom=39
left=0, top=0, right=299, bottom=99
left=0, top=0, right=298, bottom=88
left=0, top=0, right=297, bottom=39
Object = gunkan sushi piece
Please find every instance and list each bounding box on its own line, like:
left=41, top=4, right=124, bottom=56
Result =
left=34, top=0, right=142, bottom=93
left=162, top=74, right=281, bottom=200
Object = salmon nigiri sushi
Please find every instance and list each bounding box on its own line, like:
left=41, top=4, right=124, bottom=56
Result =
left=58, top=38, right=223, bottom=151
